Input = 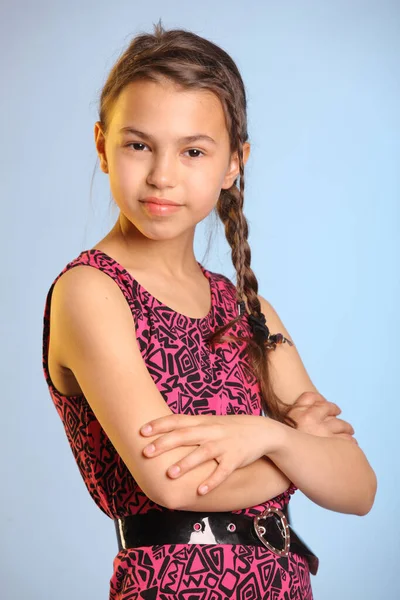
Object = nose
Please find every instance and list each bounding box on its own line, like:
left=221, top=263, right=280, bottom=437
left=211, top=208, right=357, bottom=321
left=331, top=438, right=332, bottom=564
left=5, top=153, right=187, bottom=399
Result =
left=146, top=151, right=177, bottom=189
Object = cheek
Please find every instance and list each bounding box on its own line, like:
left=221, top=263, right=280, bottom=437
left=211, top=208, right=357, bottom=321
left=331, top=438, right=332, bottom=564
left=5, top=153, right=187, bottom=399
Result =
left=190, top=161, right=226, bottom=198
left=193, top=186, right=220, bottom=219
left=109, top=156, right=142, bottom=195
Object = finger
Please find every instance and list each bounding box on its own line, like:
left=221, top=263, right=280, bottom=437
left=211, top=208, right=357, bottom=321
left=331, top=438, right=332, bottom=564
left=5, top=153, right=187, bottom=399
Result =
left=142, top=426, right=213, bottom=456
left=197, top=460, right=236, bottom=495
left=290, top=401, right=341, bottom=427
left=290, top=398, right=341, bottom=419
left=335, top=433, right=359, bottom=445
left=287, top=405, right=308, bottom=418
left=140, top=414, right=202, bottom=436
left=324, top=417, right=355, bottom=435
left=316, top=402, right=342, bottom=419
left=288, top=400, right=323, bottom=418
left=167, top=444, right=220, bottom=478
left=293, top=393, right=320, bottom=407
left=295, top=391, right=332, bottom=406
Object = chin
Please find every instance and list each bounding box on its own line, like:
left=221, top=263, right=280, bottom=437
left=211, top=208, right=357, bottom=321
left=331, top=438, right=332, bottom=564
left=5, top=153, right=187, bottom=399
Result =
left=135, top=221, right=191, bottom=242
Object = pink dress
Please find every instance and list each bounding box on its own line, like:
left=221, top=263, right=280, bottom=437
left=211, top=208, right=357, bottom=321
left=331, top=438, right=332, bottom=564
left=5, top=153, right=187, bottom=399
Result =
left=42, top=249, right=313, bottom=599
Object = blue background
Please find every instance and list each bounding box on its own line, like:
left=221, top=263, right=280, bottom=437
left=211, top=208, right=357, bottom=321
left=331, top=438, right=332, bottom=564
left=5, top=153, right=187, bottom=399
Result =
left=1, top=1, right=399, bottom=598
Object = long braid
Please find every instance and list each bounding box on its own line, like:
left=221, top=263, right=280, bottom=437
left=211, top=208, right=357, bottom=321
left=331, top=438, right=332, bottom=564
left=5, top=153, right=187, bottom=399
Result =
left=209, top=101, right=295, bottom=425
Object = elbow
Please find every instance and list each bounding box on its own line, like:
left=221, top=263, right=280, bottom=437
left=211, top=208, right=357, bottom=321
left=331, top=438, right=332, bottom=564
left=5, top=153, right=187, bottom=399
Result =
left=355, top=499, right=374, bottom=517
left=355, top=470, right=378, bottom=516
left=146, top=481, right=190, bottom=511
left=163, top=480, right=196, bottom=509
left=157, top=488, right=190, bottom=510
left=160, top=481, right=202, bottom=511
left=130, top=457, right=191, bottom=509
left=145, top=466, right=205, bottom=510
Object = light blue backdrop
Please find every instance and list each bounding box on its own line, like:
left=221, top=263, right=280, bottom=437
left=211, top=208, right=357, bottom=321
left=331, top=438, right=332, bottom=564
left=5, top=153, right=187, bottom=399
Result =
left=1, top=1, right=398, bottom=598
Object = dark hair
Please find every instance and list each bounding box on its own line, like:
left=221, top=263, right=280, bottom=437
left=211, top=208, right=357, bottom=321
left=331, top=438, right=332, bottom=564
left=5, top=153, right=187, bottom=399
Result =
left=96, top=20, right=295, bottom=425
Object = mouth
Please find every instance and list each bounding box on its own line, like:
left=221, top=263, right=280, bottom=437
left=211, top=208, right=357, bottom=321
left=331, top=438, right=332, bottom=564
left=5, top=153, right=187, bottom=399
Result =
left=139, top=198, right=183, bottom=216
left=140, top=197, right=182, bottom=207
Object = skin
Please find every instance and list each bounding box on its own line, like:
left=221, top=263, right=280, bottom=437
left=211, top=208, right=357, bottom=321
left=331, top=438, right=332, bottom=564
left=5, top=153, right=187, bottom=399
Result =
left=139, top=392, right=371, bottom=514
left=52, top=77, right=376, bottom=516
left=94, top=77, right=250, bottom=280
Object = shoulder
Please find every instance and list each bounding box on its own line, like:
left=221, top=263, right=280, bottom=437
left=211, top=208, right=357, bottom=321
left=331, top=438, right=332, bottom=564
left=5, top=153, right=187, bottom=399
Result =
left=49, top=264, right=136, bottom=366
left=51, top=264, right=135, bottom=345
left=52, top=263, right=128, bottom=312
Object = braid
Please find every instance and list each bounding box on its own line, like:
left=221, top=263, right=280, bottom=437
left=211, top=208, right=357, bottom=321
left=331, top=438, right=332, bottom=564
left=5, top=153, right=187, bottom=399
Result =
left=219, top=99, right=262, bottom=315
left=209, top=103, right=295, bottom=425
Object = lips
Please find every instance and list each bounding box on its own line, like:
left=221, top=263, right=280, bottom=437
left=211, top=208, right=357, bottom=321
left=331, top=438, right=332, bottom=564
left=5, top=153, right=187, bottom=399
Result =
left=139, top=198, right=183, bottom=217
left=140, top=196, right=181, bottom=206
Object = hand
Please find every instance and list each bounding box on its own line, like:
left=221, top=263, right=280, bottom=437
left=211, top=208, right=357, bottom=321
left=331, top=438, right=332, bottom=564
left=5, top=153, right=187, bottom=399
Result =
left=288, top=392, right=358, bottom=444
left=139, top=414, right=279, bottom=495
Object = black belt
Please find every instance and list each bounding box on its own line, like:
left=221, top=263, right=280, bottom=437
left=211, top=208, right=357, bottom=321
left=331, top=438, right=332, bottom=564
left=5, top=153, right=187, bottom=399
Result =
left=114, top=505, right=319, bottom=576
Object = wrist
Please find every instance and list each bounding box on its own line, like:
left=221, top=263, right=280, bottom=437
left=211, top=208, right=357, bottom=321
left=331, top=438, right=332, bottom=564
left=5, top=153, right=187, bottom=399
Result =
left=263, top=418, right=290, bottom=456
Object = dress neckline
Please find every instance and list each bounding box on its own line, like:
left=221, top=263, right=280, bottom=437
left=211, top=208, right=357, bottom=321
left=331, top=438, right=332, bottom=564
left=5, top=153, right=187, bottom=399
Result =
left=81, top=248, right=215, bottom=323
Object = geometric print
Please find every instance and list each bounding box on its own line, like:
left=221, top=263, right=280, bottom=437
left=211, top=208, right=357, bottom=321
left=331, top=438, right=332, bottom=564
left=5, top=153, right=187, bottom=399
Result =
left=110, top=543, right=313, bottom=599
left=42, top=248, right=312, bottom=599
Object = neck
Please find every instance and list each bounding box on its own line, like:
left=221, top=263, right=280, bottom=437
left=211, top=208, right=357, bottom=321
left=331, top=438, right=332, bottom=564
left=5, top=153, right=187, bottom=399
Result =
left=104, top=213, right=200, bottom=277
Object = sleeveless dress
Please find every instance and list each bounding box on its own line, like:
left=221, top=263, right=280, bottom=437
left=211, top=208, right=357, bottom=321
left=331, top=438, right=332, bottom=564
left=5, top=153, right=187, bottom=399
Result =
left=42, top=248, right=313, bottom=600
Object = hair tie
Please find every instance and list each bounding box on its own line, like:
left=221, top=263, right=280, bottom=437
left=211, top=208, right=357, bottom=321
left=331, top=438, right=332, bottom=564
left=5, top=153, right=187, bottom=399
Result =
left=248, top=313, right=270, bottom=338
left=238, top=302, right=294, bottom=350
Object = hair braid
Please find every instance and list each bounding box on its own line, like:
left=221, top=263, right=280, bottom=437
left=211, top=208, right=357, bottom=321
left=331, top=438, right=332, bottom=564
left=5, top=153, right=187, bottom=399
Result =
left=209, top=100, right=295, bottom=424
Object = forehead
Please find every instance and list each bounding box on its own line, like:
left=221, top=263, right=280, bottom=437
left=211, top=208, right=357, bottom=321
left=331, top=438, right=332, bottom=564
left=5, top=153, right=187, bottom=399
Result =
left=109, top=79, right=229, bottom=140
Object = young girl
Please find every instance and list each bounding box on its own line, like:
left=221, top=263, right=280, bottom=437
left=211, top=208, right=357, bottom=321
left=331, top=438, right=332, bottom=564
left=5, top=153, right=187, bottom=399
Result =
left=42, top=23, right=376, bottom=599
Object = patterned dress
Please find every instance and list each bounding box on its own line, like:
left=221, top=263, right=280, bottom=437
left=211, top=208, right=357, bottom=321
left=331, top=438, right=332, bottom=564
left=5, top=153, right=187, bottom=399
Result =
left=42, top=248, right=313, bottom=599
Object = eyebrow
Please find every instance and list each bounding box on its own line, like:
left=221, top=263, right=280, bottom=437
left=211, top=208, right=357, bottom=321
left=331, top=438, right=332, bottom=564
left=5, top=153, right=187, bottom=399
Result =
left=118, top=127, right=217, bottom=146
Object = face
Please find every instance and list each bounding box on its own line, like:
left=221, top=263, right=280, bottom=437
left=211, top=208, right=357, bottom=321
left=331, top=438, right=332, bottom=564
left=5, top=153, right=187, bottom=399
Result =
left=94, top=78, right=250, bottom=242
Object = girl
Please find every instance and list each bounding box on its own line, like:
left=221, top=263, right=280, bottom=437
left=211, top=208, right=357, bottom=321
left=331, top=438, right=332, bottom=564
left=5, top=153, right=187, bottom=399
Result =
left=42, top=22, right=377, bottom=599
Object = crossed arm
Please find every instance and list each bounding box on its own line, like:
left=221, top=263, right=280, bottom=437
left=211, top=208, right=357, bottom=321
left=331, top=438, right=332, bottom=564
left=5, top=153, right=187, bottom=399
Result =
left=138, top=295, right=377, bottom=516
left=139, top=396, right=376, bottom=516
left=56, top=269, right=376, bottom=518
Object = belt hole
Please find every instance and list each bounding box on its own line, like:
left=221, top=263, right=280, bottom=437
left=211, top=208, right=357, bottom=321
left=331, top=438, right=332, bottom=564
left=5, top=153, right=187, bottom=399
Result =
left=227, top=522, right=236, bottom=532
left=258, top=525, right=266, bottom=535
left=193, top=522, right=202, bottom=532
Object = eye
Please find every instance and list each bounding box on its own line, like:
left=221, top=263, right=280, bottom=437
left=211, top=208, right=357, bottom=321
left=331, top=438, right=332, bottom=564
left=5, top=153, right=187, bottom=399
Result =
left=126, top=142, right=149, bottom=151
left=125, top=143, right=204, bottom=158
left=184, top=148, right=205, bottom=159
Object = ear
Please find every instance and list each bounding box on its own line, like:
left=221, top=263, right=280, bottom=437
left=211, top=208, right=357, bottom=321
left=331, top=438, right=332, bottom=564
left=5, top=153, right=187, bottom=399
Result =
left=94, top=121, right=109, bottom=174
left=221, top=142, right=250, bottom=190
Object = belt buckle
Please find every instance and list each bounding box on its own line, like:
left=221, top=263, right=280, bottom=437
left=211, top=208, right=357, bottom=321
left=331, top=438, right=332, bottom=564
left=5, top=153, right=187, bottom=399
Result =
left=253, top=507, right=290, bottom=557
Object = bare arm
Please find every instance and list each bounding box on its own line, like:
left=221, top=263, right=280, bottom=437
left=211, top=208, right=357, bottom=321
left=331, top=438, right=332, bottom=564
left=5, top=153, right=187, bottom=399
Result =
left=178, top=413, right=376, bottom=515
left=157, top=295, right=376, bottom=515
left=177, top=456, right=292, bottom=511
left=267, top=422, right=376, bottom=515
left=256, top=295, right=376, bottom=516
left=52, top=266, right=291, bottom=510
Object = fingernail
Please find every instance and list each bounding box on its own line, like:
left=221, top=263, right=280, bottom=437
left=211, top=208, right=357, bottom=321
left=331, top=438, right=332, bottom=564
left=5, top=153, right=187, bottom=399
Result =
left=169, top=465, right=180, bottom=477
left=199, top=485, right=209, bottom=495
left=144, top=444, right=155, bottom=454
left=141, top=424, right=152, bottom=434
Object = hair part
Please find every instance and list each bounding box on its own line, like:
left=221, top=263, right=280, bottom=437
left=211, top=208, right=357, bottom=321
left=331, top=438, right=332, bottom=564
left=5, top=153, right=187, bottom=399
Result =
left=97, top=19, right=295, bottom=425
